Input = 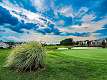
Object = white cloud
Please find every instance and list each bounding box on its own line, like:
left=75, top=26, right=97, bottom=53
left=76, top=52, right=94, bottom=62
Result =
left=20, top=28, right=43, bottom=35
left=18, top=33, right=64, bottom=42
left=59, top=17, right=107, bottom=33
left=7, top=36, right=21, bottom=41
left=58, top=17, right=107, bottom=40
left=30, top=0, right=47, bottom=12
left=82, top=13, right=96, bottom=23
left=0, top=2, right=54, bottom=28
left=0, top=35, right=21, bottom=42
left=75, top=7, right=89, bottom=18
left=0, top=1, right=106, bottom=41
left=59, top=6, right=74, bottom=17
left=56, top=20, right=65, bottom=26
left=0, top=24, right=18, bottom=34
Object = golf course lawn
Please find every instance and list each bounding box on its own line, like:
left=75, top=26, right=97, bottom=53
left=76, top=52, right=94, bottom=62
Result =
left=0, top=48, right=107, bottom=80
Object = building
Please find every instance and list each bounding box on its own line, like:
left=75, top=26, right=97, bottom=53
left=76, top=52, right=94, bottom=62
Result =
left=0, top=42, right=9, bottom=48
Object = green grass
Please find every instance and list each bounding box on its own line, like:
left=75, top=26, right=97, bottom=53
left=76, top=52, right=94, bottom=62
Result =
left=0, top=48, right=107, bottom=80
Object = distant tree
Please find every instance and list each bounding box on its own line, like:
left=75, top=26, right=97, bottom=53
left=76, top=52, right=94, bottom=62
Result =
left=106, top=38, right=107, bottom=41
left=60, top=38, right=74, bottom=46
left=102, top=40, right=106, bottom=48
left=75, top=41, right=79, bottom=46
left=87, top=40, right=90, bottom=47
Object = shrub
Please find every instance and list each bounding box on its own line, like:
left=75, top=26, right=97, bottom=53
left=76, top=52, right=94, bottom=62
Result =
left=5, top=41, right=46, bottom=72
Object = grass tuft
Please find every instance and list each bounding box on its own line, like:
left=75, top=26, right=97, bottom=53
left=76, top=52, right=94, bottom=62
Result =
left=4, top=42, right=46, bottom=72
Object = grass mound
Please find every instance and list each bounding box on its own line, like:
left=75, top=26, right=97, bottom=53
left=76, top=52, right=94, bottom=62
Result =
left=5, top=42, right=46, bottom=72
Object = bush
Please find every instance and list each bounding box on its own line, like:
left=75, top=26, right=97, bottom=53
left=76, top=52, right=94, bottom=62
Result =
left=5, top=41, right=46, bottom=72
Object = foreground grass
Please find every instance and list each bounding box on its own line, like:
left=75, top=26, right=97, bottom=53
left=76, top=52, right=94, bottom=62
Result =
left=0, top=48, right=107, bottom=80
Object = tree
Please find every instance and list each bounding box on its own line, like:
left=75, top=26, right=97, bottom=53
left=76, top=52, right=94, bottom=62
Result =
left=86, top=40, right=90, bottom=47
left=102, top=40, right=106, bottom=48
left=60, top=38, right=74, bottom=46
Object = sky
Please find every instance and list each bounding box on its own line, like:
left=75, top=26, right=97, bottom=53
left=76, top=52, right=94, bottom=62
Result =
left=0, top=0, right=107, bottom=42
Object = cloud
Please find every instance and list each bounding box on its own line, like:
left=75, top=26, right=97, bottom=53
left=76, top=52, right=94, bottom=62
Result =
left=58, top=16, right=107, bottom=39
left=0, top=24, right=18, bottom=34
left=30, top=0, right=48, bottom=12
left=17, top=33, right=65, bottom=42
left=82, top=13, right=96, bottom=23
left=59, top=6, right=74, bottom=17
left=6, top=36, right=21, bottom=41
left=0, top=1, right=58, bottom=34
left=0, top=2, right=53, bottom=26
left=59, top=17, right=107, bottom=33
left=75, top=7, right=89, bottom=18
left=0, top=0, right=107, bottom=41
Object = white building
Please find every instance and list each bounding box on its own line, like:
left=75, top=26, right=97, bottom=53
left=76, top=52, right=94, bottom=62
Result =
left=41, top=41, right=60, bottom=45
left=0, top=42, right=9, bottom=48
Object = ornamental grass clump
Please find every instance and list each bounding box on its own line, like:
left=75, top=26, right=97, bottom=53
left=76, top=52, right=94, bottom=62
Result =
left=5, top=41, right=46, bottom=72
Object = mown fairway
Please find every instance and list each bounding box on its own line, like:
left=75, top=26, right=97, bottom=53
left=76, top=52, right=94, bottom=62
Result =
left=0, top=48, right=107, bottom=80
